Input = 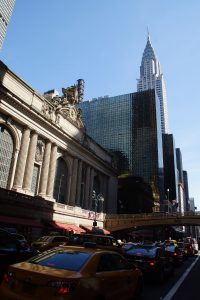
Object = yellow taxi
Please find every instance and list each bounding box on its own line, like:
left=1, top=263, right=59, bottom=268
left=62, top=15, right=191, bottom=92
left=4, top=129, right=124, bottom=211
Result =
left=164, top=239, right=178, bottom=247
left=0, top=245, right=143, bottom=300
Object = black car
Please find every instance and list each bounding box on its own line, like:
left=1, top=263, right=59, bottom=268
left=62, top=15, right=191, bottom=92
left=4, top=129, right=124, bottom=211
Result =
left=0, top=229, right=37, bottom=283
left=124, top=244, right=174, bottom=283
left=11, top=233, right=29, bottom=248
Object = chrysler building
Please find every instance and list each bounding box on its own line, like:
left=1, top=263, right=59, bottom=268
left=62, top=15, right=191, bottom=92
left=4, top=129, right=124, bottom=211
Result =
left=137, top=34, right=169, bottom=133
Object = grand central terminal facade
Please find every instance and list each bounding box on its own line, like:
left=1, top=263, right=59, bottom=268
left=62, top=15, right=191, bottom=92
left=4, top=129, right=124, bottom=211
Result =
left=0, top=61, right=118, bottom=239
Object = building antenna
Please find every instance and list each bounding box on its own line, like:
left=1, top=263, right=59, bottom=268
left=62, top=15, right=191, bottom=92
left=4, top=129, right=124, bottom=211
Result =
left=147, top=26, right=150, bottom=41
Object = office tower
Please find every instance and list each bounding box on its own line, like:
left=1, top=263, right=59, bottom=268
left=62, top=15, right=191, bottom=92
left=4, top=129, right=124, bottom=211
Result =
left=79, top=90, right=164, bottom=210
left=176, top=148, right=184, bottom=184
left=137, top=34, right=169, bottom=134
left=189, top=198, right=195, bottom=212
left=132, top=90, right=164, bottom=209
left=0, top=0, right=15, bottom=49
left=79, top=93, right=134, bottom=174
left=176, top=148, right=185, bottom=213
left=162, top=134, right=178, bottom=211
left=183, top=170, right=190, bottom=211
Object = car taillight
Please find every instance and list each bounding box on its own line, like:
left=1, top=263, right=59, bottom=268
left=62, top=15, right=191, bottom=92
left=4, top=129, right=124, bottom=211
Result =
left=3, top=270, right=15, bottom=284
left=148, top=261, right=156, bottom=267
left=57, top=287, right=69, bottom=295
left=3, top=272, right=9, bottom=283
left=47, top=280, right=79, bottom=295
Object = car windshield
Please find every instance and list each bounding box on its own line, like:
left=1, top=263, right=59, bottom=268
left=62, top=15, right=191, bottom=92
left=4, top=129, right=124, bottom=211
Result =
left=126, top=245, right=157, bottom=257
left=165, top=245, right=176, bottom=252
left=28, top=250, right=91, bottom=271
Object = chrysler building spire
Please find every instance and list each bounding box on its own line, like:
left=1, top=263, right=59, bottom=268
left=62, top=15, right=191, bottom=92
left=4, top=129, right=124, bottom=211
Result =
left=137, top=34, right=169, bottom=133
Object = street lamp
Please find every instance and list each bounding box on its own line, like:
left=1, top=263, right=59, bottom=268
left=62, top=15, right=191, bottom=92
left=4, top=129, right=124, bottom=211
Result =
left=92, top=190, right=104, bottom=228
left=166, top=188, right=170, bottom=213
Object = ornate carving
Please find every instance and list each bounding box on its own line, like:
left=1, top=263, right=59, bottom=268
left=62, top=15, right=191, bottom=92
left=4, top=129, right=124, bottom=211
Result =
left=62, top=85, right=79, bottom=105
left=41, top=83, right=84, bottom=128
left=35, top=140, right=45, bottom=162
left=41, top=102, right=54, bottom=121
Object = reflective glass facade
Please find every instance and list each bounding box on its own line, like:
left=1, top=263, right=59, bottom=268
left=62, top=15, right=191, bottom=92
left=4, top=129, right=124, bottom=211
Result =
left=162, top=133, right=178, bottom=206
left=79, top=94, right=134, bottom=174
left=132, top=90, right=164, bottom=206
left=79, top=90, right=164, bottom=207
left=0, top=0, right=15, bottom=48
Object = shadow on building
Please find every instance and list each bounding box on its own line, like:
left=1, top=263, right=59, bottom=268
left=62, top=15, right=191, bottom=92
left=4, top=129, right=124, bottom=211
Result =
left=117, top=175, right=154, bottom=214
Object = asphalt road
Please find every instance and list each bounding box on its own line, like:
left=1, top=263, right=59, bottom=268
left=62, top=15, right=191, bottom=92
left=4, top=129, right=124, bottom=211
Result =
left=141, top=254, right=199, bottom=300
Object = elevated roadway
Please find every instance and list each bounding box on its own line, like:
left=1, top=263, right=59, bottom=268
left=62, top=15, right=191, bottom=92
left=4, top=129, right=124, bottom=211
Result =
left=104, top=211, right=200, bottom=232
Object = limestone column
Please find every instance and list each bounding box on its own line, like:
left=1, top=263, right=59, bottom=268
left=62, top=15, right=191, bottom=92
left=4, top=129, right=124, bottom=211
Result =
left=38, top=140, right=51, bottom=196
left=13, top=127, right=30, bottom=190
left=46, top=144, right=57, bottom=198
left=66, top=173, right=72, bottom=205
left=84, top=165, right=91, bottom=209
left=76, top=160, right=82, bottom=206
left=23, top=131, right=38, bottom=191
left=69, top=158, right=78, bottom=206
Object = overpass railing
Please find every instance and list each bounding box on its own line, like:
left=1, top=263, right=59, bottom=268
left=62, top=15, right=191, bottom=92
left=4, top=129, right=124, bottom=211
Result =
left=104, top=211, right=200, bottom=231
left=105, top=211, right=200, bottom=220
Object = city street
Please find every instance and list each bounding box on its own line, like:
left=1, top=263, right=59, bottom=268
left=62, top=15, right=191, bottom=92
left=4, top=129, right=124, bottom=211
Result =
left=142, top=254, right=199, bottom=300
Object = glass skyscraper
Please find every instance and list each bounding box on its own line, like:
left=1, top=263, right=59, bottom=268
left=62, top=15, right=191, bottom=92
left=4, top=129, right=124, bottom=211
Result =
left=137, top=34, right=169, bottom=134
left=79, top=90, right=164, bottom=209
left=79, top=93, right=134, bottom=174
left=0, top=0, right=15, bottom=49
left=162, top=133, right=178, bottom=207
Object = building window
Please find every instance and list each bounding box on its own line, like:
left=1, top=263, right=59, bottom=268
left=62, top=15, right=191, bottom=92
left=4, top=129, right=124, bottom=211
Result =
left=0, top=124, right=14, bottom=188
left=53, top=157, right=68, bottom=204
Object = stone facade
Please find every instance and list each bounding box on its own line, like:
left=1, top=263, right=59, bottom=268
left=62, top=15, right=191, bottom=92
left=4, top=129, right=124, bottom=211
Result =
left=0, top=61, right=118, bottom=236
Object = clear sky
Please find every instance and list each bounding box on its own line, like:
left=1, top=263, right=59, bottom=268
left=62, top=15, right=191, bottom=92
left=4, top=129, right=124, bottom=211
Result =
left=1, top=0, right=200, bottom=209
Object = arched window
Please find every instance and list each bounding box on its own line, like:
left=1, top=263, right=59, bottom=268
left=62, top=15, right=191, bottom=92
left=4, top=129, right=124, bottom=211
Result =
left=0, top=124, right=14, bottom=188
left=53, top=157, right=68, bottom=204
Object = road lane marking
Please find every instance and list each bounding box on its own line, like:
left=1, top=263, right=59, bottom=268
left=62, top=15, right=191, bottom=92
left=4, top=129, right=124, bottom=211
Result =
left=161, top=255, right=200, bottom=300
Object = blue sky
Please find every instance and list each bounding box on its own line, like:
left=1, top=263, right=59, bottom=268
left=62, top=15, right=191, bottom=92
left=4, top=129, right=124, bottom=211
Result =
left=1, top=0, right=200, bottom=209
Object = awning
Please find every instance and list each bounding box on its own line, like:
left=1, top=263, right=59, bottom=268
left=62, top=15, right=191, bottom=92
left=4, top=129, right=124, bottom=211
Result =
left=50, top=222, right=85, bottom=234
left=80, top=225, right=110, bottom=235
left=0, top=215, right=43, bottom=228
